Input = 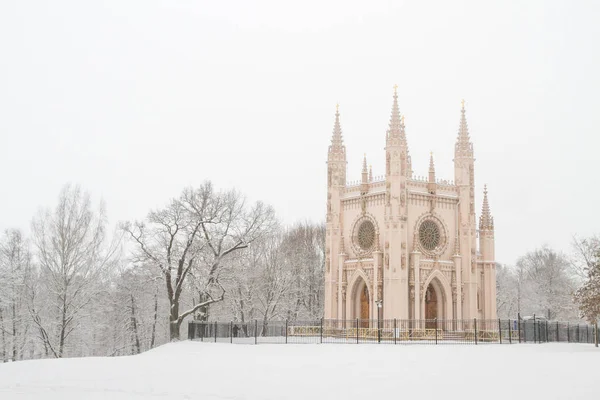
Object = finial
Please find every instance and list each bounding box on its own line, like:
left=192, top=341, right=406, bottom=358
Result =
left=484, top=184, right=488, bottom=194
left=393, top=84, right=398, bottom=93
left=461, top=99, right=465, bottom=109
left=336, top=103, right=339, bottom=112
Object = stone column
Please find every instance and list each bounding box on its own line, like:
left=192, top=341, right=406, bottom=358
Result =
left=412, top=250, right=422, bottom=320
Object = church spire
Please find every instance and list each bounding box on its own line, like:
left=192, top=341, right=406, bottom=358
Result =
left=428, top=152, right=436, bottom=194
left=386, top=85, right=407, bottom=144
left=479, top=185, right=494, bottom=230
left=361, top=154, right=368, bottom=183
left=329, top=103, right=345, bottom=153
left=455, top=99, right=474, bottom=159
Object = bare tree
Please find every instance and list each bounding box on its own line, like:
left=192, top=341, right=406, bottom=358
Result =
left=30, top=185, right=120, bottom=358
left=123, top=182, right=276, bottom=341
left=0, top=229, right=32, bottom=361
left=571, top=235, right=600, bottom=281
left=516, top=246, right=577, bottom=320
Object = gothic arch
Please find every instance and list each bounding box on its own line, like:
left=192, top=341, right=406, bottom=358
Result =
left=346, top=269, right=372, bottom=320
left=421, top=269, right=453, bottom=320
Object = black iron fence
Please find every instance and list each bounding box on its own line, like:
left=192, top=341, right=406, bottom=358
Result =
left=188, top=318, right=598, bottom=345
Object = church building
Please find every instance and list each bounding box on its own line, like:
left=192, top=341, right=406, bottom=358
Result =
left=324, top=88, right=497, bottom=322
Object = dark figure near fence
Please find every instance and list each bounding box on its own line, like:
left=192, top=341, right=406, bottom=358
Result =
left=232, top=325, right=239, bottom=338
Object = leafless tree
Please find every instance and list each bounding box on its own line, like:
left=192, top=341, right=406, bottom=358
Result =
left=30, top=184, right=120, bottom=358
left=0, top=229, right=33, bottom=361
left=123, top=181, right=276, bottom=341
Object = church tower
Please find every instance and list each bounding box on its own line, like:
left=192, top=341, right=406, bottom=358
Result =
left=324, top=105, right=346, bottom=319
left=383, top=85, right=412, bottom=319
left=453, top=100, right=477, bottom=320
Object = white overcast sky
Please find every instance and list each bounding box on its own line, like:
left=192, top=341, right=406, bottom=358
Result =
left=1, top=0, right=599, bottom=265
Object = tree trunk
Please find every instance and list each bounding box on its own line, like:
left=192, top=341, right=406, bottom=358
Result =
left=150, top=290, right=158, bottom=348
left=130, top=295, right=141, bottom=354
left=169, top=301, right=180, bottom=341
left=12, top=300, right=17, bottom=361
left=0, top=308, right=5, bottom=362
left=58, top=292, right=67, bottom=358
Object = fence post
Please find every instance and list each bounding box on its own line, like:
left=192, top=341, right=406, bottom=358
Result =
left=508, top=319, right=512, bottom=344
left=567, top=322, right=570, bottom=342
left=577, top=324, right=580, bottom=343
left=320, top=318, right=323, bottom=344
left=435, top=318, right=438, bottom=345
left=474, top=318, right=478, bottom=345
left=595, top=322, right=598, bottom=348
left=214, top=321, right=217, bottom=343
left=230, top=321, right=233, bottom=344
left=557, top=321, right=560, bottom=342
left=254, top=320, right=258, bottom=345
left=498, top=319, right=502, bottom=344
left=545, top=320, right=549, bottom=343
left=285, top=319, right=288, bottom=344
left=356, top=318, right=359, bottom=344
left=188, top=321, right=193, bottom=340
left=518, top=317, right=521, bottom=343
left=533, top=315, right=537, bottom=343
left=200, top=322, right=204, bottom=342
left=394, top=318, right=397, bottom=345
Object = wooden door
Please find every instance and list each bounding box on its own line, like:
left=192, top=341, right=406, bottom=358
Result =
left=425, top=285, right=437, bottom=329
left=360, top=285, right=369, bottom=327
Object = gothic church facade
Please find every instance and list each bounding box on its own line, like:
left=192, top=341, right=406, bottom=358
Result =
left=324, top=89, right=497, bottom=321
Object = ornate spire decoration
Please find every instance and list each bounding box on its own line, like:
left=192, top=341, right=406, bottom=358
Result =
left=455, top=99, right=474, bottom=159
left=369, top=164, right=373, bottom=182
left=428, top=152, right=435, bottom=178
left=479, top=185, right=494, bottom=230
left=427, top=152, right=436, bottom=195
left=328, top=104, right=345, bottom=157
left=386, top=85, right=407, bottom=144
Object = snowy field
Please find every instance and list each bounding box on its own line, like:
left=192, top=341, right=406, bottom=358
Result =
left=0, top=342, right=598, bottom=399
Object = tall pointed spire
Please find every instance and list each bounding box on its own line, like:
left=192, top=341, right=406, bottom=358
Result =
left=361, top=154, right=368, bottom=183
left=428, top=152, right=436, bottom=194
left=369, top=164, right=373, bottom=182
left=428, top=152, right=435, bottom=178
left=455, top=99, right=474, bottom=159
left=328, top=103, right=346, bottom=161
left=479, top=185, right=494, bottom=230
left=386, top=85, right=407, bottom=144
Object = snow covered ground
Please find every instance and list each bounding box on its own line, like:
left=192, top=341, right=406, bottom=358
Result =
left=0, top=342, right=598, bottom=399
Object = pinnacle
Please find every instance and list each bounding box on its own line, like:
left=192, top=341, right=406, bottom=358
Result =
left=329, top=104, right=345, bottom=156
left=479, top=185, right=494, bottom=230
left=455, top=100, right=473, bottom=158
left=429, top=152, right=435, bottom=172
left=386, top=85, right=407, bottom=144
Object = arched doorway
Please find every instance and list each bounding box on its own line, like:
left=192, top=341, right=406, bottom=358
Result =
left=425, top=284, right=438, bottom=320
left=360, top=285, right=370, bottom=325
left=424, top=278, right=445, bottom=329
left=351, top=278, right=370, bottom=328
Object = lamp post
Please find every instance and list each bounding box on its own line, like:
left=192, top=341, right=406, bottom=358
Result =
left=376, top=300, right=383, bottom=343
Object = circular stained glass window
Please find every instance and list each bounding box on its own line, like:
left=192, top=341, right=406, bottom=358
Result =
left=419, top=220, right=440, bottom=251
left=357, top=220, right=375, bottom=250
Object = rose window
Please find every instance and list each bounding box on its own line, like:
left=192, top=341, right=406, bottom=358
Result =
left=357, top=220, right=375, bottom=250
left=419, top=220, right=440, bottom=251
